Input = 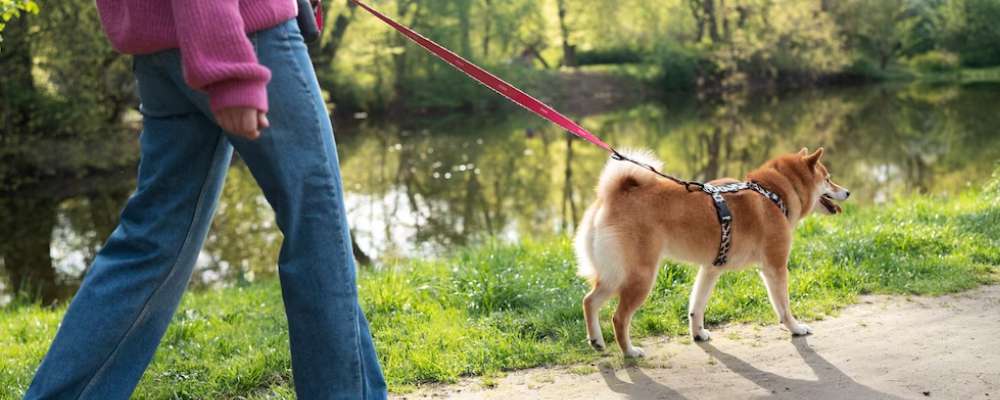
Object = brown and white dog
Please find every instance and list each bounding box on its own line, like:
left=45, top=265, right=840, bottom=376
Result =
left=575, top=148, right=850, bottom=357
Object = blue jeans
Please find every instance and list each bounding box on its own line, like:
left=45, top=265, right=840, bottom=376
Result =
left=24, top=19, right=386, bottom=400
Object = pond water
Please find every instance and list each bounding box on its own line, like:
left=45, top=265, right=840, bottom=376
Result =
left=3, top=82, right=999, bottom=305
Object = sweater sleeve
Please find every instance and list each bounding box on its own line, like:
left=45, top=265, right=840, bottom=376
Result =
left=171, top=0, right=272, bottom=113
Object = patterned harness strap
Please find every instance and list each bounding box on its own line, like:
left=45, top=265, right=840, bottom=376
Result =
left=702, top=182, right=788, bottom=266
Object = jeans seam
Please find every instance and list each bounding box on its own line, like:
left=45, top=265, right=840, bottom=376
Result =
left=277, top=22, right=351, bottom=269
left=75, top=135, right=227, bottom=399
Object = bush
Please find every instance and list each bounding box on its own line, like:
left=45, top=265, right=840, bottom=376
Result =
left=650, top=43, right=704, bottom=92
left=908, top=51, right=961, bottom=74
left=575, top=47, right=644, bottom=66
left=939, top=0, right=1000, bottom=67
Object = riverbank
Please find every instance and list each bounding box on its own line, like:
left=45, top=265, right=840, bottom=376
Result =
left=1, top=170, right=997, bottom=398
left=364, top=62, right=1000, bottom=120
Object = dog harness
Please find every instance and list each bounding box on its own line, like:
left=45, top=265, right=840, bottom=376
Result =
left=702, top=182, right=788, bottom=266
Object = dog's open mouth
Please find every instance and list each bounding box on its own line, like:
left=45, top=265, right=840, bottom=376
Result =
left=819, top=195, right=843, bottom=214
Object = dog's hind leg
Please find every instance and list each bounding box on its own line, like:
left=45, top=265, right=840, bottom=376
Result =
left=759, top=264, right=812, bottom=336
left=688, top=266, right=723, bottom=341
left=583, top=282, right=615, bottom=351
left=613, top=270, right=656, bottom=358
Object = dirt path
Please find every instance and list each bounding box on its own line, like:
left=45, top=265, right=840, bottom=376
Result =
left=398, top=285, right=1000, bottom=400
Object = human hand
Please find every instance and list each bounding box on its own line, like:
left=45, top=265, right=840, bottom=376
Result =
left=214, top=107, right=270, bottom=140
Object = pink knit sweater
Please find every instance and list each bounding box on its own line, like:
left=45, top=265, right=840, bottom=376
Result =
left=96, top=0, right=298, bottom=112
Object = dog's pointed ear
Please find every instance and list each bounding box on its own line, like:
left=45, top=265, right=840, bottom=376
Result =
left=798, top=147, right=809, bottom=156
left=805, top=147, right=825, bottom=169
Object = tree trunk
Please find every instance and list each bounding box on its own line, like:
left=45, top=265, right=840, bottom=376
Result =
left=458, top=0, right=472, bottom=57
left=481, top=0, right=492, bottom=58
left=310, top=0, right=358, bottom=67
left=556, top=0, right=576, bottom=67
left=391, top=0, right=418, bottom=98
left=689, top=0, right=705, bottom=42
left=704, top=0, right=720, bottom=43
left=0, top=16, right=36, bottom=133
left=720, top=0, right=730, bottom=41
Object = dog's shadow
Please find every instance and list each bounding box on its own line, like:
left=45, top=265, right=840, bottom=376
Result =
left=596, top=338, right=905, bottom=399
left=599, top=361, right=690, bottom=400
left=698, top=337, right=906, bottom=399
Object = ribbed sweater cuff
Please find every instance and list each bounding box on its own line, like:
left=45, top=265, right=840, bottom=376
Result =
left=206, top=79, right=270, bottom=113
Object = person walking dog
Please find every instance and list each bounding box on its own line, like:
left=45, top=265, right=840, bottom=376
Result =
left=23, top=1, right=387, bottom=399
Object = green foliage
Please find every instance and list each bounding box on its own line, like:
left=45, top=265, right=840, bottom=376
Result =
left=5, top=0, right=1000, bottom=117
left=708, top=1, right=849, bottom=86
left=908, top=50, right=960, bottom=74
left=1, top=0, right=136, bottom=191
left=0, top=0, right=38, bottom=39
left=3, top=181, right=999, bottom=396
left=939, top=0, right=1000, bottom=67
left=829, top=0, right=909, bottom=71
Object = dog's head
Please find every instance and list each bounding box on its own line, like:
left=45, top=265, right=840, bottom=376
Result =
left=794, top=148, right=850, bottom=215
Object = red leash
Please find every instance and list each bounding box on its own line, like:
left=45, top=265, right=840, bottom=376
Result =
left=349, top=0, right=702, bottom=189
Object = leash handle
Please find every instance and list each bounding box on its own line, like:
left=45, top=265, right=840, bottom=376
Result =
left=350, top=0, right=613, bottom=152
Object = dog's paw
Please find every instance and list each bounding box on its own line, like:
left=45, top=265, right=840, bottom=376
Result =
left=789, top=323, right=813, bottom=336
left=589, top=339, right=606, bottom=352
left=624, top=346, right=645, bottom=358
left=692, top=328, right=712, bottom=342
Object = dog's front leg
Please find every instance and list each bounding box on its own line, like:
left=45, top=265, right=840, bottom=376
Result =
left=759, top=265, right=812, bottom=336
left=688, top=266, right=723, bottom=341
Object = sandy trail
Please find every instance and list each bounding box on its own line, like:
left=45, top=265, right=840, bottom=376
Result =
left=398, top=285, right=1000, bottom=400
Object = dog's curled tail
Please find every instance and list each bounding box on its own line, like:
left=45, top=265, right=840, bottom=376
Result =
left=597, top=149, right=663, bottom=200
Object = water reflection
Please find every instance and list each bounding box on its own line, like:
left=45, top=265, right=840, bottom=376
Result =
left=2, top=83, right=998, bottom=305
left=0, top=172, right=134, bottom=305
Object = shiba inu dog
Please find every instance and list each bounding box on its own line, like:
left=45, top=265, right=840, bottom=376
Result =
left=575, top=148, right=850, bottom=357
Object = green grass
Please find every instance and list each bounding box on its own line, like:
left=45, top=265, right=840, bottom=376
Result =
left=2, top=172, right=998, bottom=398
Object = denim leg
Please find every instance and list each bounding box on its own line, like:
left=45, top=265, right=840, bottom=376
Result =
left=24, top=55, right=232, bottom=400
left=236, top=20, right=388, bottom=400
left=159, top=20, right=387, bottom=399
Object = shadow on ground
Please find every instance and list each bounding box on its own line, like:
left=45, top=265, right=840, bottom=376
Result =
left=697, top=337, right=905, bottom=399
left=599, top=362, right=689, bottom=400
